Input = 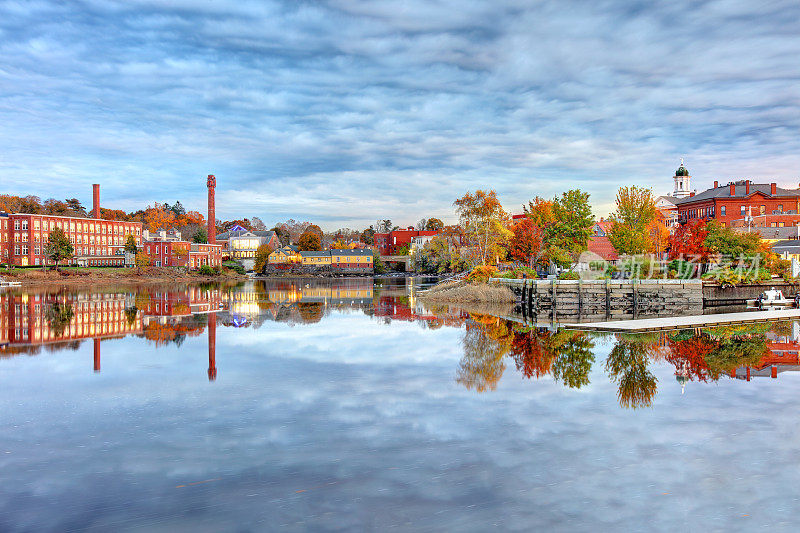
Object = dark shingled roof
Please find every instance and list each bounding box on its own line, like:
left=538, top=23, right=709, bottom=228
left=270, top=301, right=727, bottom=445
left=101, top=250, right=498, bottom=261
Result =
left=299, top=250, right=330, bottom=257
left=675, top=182, right=800, bottom=205
left=330, top=248, right=372, bottom=256
left=770, top=239, right=800, bottom=251
left=739, top=226, right=800, bottom=240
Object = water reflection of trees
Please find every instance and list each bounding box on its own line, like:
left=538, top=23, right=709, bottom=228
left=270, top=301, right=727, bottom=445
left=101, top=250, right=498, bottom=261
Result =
left=605, top=335, right=659, bottom=409
left=457, top=315, right=595, bottom=392
left=45, top=302, right=74, bottom=337
left=456, top=314, right=790, bottom=409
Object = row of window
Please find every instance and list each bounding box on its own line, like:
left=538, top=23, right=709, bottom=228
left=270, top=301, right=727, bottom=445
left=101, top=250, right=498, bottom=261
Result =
left=11, top=245, right=119, bottom=256
left=682, top=204, right=787, bottom=219
left=9, top=232, right=134, bottom=246
left=11, top=218, right=141, bottom=235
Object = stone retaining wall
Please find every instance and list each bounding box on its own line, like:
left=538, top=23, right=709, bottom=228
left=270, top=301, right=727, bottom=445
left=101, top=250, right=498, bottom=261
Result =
left=490, top=278, right=703, bottom=318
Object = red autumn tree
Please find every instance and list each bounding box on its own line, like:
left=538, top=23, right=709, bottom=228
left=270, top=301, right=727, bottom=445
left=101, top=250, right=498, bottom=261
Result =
left=668, top=218, right=712, bottom=260
left=508, top=218, right=543, bottom=266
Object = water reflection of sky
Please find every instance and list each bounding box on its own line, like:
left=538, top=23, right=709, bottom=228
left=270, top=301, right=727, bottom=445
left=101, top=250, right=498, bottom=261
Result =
left=2, top=282, right=800, bottom=530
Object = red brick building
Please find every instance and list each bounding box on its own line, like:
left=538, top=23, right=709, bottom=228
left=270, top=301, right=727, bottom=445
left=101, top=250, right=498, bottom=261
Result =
left=374, top=227, right=440, bottom=255
left=143, top=230, right=222, bottom=269
left=675, top=178, right=800, bottom=227
left=1, top=212, right=142, bottom=267
left=0, top=184, right=143, bottom=267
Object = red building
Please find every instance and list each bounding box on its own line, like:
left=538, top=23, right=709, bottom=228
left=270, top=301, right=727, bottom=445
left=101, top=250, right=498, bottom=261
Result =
left=586, top=219, right=619, bottom=262
left=675, top=174, right=800, bottom=227
left=0, top=184, right=142, bottom=267
left=374, top=227, right=440, bottom=255
left=143, top=229, right=222, bottom=269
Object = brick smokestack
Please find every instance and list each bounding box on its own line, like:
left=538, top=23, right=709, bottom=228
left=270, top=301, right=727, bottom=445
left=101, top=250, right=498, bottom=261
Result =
left=771, top=182, right=777, bottom=195
left=730, top=183, right=735, bottom=196
left=207, top=175, right=216, bottom=244
left=92, top=184, right=100, bottom=219
left=746, top=180, right=750, bottom=195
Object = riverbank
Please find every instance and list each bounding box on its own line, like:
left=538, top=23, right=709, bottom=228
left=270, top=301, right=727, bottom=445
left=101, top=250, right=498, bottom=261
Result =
left=1, top=267, right=246, bottom=287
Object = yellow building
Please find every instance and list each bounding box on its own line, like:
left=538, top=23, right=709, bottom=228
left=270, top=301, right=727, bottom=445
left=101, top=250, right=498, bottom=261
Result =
left=300, top=250, right=332, bottom=266
left=330, top=248, right=373, bottom=271
left=268, top=245, right=301, bottom=264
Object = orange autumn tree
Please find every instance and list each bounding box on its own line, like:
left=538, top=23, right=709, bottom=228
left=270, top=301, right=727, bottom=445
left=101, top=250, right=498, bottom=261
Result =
left=143, top=204, right=176, bottom=232
left=454, top=190, right=512, bottom=266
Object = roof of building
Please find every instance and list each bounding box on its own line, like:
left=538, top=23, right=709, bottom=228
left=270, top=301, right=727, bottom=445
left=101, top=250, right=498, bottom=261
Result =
left=675, top=182, right=800, bottom=205
left=330, top=248, right=372, bottom=256
left=272, top=245, right=299, bottom=254
left=216, top=229, right=277, bottom=241
left=771, top=239, right=800, bottom=251
left=737, top=226, right=800, bottom=240
left=587, top=235, right=619, bottom=261
left=299, top=250, right=330, bottom=257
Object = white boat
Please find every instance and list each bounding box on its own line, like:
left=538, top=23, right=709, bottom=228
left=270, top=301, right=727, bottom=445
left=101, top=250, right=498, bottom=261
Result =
left=746, top=288, right=797, bottom=309
left=0, top=277, right=22, bottom=289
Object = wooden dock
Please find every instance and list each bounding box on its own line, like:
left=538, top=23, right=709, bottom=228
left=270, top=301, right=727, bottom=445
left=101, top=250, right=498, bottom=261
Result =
left=562, top=309, right=800, bottom=332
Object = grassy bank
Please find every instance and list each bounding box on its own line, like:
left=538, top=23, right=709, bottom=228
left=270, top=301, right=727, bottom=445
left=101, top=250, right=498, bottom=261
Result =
left=1, top=266, right=245, bottom=286
left=420, top=280, right=516, bottom=303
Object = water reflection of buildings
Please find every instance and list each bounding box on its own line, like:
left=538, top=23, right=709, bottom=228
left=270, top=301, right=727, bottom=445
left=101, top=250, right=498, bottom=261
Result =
left=0, top=291, right=142, bottom=347
left=733, top=321, right=800, bottom=381
left=0, top=287, right=226, bottom=381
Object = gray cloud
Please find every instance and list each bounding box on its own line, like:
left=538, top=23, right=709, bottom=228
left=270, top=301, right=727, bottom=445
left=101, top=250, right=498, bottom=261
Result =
left=1, top=0, right=800, bottom=228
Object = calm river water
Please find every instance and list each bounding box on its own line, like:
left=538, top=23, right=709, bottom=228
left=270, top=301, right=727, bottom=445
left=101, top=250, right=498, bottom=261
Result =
left=2, top=278, right=800, bottom=531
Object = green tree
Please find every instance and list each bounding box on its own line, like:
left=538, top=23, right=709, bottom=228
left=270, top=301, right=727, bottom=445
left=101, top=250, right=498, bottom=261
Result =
left=360, top=227, right=376, bottom=245
left=545, top=189, right=594, bottom=268
left=298, top=232, right=322, bottom=251
left=192, top=228, right=208, bottom=244
left=254, top=244, right=273, bottom=272
left=704, top=221, right=761, bottom=258
left=608, top=186, right=657, bottom=255
left=425, top=218, right=444, bottom=231
left=44, top=227, right=74, bottom=270
left=372, top=248, right=387, bottom=274
left=124, top=234, right=138, bottom=255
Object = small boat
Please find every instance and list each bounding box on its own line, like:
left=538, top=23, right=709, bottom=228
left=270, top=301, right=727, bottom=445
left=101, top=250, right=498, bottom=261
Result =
left=0, top=277, right=22, bottom=288
left=746, top=288, right=797, bottom=309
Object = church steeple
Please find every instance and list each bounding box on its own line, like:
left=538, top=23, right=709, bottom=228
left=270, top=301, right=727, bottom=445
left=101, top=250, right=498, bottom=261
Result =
left=672, top=158, right=692, bottom=198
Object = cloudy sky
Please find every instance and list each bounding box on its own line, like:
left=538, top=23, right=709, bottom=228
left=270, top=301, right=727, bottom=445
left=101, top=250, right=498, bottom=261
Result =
left=2, top=0, right=800, bottom=229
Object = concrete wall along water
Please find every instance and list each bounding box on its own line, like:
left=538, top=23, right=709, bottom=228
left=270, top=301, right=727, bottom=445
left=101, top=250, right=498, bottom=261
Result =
left=491, top=278, right=703, bottom=319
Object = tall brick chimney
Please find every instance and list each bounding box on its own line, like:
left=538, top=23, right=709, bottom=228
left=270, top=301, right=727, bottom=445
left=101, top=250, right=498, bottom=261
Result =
left=745, top=180, right=750, bottom=195
left=730, top=183, right=736, bottom=196
left=207, top=175, right=216, bottom=244
left=713, top=180, right=718, bottom=188
left=771, top=182, right=777, bottom=195
left=92, top=184, right=100, bottom=219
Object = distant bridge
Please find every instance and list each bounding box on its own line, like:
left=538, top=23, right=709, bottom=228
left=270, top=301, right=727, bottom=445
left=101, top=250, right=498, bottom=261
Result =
left=380, top=255, right=413, bottom=271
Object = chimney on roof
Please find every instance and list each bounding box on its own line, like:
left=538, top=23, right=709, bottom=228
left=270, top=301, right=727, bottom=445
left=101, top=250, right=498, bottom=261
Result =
left=771, top=182, right=777, bottom=195
left=689, top=192, right=695, bottom=197
left=92, top=184, right=100, bottom=219
left=730, top=183, right=735, bottom=196
left=746, top=180, right=750, bottom=195
left=714, top=180, right=718, bottom=188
